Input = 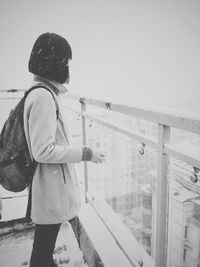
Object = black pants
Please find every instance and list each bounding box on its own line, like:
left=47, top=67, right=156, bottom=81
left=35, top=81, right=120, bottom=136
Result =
left=29, top=223, right=61, bottom=267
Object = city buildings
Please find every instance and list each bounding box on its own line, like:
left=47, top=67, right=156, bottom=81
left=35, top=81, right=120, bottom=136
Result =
left=167, top=159, right=200, bottom=267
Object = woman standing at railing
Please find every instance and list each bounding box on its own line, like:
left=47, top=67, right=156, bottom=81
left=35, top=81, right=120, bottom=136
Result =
left=25, top=32, right=106, bottom=267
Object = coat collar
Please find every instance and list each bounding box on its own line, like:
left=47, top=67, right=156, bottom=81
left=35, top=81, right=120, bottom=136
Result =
left=33, top=75, right=68, bottom=95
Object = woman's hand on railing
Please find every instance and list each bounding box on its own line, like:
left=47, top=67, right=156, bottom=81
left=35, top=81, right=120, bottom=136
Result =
left=91, top=150, right=106, bottom=164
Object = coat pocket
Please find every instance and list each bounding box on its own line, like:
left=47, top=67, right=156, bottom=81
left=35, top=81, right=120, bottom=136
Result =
left=60, top=164, right=66, bottom=184
left=66, top=175, right=81, bottom=220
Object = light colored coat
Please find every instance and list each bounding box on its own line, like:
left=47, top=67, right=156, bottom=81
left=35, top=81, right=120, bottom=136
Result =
left=24, top=78, right=82, bottom=224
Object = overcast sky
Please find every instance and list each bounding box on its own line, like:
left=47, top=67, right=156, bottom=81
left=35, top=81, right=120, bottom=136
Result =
left=0, top=0, right=200, bottom=104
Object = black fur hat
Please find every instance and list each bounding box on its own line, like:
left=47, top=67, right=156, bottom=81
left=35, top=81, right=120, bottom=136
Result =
left=28, top=33, right=72, bottom=84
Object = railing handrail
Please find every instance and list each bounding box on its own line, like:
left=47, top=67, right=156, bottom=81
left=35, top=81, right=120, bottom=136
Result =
left=64, top=93, right=200, bottom=135
left=1, top=90, right=200, bottom=134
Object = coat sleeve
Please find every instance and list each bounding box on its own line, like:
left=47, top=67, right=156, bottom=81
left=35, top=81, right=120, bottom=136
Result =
left=0, top=189, right=2, bottom=220
left=27, top=89, right=83, bottom=164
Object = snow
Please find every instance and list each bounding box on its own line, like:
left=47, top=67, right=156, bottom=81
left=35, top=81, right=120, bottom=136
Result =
left=0, top=223, right=88, bottom=267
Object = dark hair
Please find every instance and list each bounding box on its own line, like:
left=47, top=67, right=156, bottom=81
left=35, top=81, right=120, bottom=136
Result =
left=28, top=32, right=72, bottom=84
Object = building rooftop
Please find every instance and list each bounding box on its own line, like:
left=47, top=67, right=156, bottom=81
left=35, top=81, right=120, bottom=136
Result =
left=0, top=222, right=87, bottom=267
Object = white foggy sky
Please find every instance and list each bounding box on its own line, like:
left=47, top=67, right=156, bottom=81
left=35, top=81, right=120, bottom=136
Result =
left=0, top=0, right=200, bottom=104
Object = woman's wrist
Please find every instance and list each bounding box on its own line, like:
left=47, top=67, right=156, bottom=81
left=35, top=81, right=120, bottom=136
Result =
left=81, top=147, right=93, bottom=161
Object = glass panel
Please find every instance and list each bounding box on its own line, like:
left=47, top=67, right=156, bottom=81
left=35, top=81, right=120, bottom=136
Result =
left=85, top=110, right=158, bottom=260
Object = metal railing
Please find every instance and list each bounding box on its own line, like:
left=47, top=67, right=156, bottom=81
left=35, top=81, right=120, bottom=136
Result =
left=64, top=93, right=200, bottom=267
left=1, top=90, right=200, bottom=267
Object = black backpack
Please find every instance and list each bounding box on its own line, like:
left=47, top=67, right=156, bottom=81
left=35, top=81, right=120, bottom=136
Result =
left=0, top=85, right=59, bottom=192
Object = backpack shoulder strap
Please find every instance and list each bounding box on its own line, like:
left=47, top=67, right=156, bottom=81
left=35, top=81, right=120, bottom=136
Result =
left=24, top=85, right=59, bottom=119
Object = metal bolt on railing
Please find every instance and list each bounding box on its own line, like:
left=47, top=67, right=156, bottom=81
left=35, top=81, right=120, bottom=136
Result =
left=77, top=114, right=81, bottom=121
left=79, top=97, right=85, bottom=104
left=89, top=120, right=93, bottom=127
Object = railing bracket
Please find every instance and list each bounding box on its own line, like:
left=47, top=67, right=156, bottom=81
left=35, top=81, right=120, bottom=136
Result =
left=105, top=102, right=111, bottom=110
left=139, top=143, right=146, bottom=155
left=79, top=97, right=85, bottom=104
left=190, top=166, right=200, bottom=183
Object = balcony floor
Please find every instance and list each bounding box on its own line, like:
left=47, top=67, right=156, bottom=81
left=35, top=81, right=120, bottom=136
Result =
left=0, top=222, right=87, bottom=267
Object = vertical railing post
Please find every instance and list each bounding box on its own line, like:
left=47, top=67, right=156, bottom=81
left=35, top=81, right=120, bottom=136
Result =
left=80, top=97, right=89, bottom=203
left=155, top=124, right=170, bottom=267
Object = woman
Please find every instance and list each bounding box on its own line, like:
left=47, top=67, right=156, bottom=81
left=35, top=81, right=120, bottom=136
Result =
left=24, top=32, right=105, bottom=267
left=0, top=189, right=2, bottom=220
